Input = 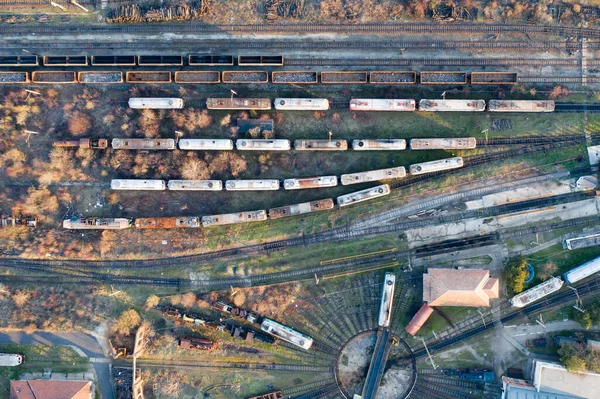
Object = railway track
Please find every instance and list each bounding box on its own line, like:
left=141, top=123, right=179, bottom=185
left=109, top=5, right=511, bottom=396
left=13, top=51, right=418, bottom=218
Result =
left=135, top=359, right=331, bottom=372
left=283, top=379, right=338, bottom=396
left=286, top=57, right=578, bottom=67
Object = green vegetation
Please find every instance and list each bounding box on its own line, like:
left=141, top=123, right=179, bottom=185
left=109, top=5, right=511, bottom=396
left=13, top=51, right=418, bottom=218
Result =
left=525, top=245, right=600, bottom=287
left=0, top=344, right=88, bottom=397
left=574, top=304, right=600, bottom=330
left=503, top=258, right=528, bottom=295
left=558, top=343, right=600, bottom=373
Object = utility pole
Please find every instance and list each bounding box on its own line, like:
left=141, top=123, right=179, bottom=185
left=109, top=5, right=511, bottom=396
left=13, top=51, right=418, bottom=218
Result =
left=421, top=337, right=437, bottom=369
left=230, top=89, right=237, bottom=103
left=328, top=130, right=332, bottom=143
left=535, top=314, right=546, bottom=328
left=477, top=309, right=487, bottom=328
left=481, top=129, right=489, bottom=145
left=567, top=286, right=585, bottom=312
left=314, top=273, right=319, bottom=285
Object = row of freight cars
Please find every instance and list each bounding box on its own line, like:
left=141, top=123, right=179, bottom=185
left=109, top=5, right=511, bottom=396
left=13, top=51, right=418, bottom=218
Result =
left=107, top=157, right=461, bottom=192
left=509, top=255, right=600, bottom=307
left=129, top=97, right=555, bottom=113
left=164, top=300, right=314, bottom=350
left=56, top=137, right=478, bottom=151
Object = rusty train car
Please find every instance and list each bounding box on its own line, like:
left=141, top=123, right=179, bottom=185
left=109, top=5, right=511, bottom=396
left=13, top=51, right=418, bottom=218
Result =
left=294, top=139, right=348, bottom=151
left=111, top=138, right=175, bottom=150
left=1, top=216, right=36, bottom=228
left=63, top=217, right=132, bottom=230
left=53, top=138, right=108, bottom=149
left=202, top=210, right=267, bottom=227
left=268, top=199, right=334, bottom=219
left=134, top=217, right=200, bottom=229
left=206, top=98, right=271, bottom=110
left=178, top=337, right=216, bottom=351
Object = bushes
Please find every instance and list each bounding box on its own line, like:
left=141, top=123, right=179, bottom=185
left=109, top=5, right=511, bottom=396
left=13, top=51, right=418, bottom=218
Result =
left=113, top=309, right=141, bottom=336
left=559, top=341, right=600, bottom=373
left=502, top=258, right=528, bottom=295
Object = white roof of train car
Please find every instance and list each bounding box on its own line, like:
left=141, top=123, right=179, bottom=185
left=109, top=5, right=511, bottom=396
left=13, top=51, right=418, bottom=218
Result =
left=337, top=184, right=390, bottom=206
left=260, top=318, right=313, bottom=350
left=111, top=138, right=175, bottom=150
left=128, top=98, right=184, bottom=109
left=419, top=99, right=486, bottom=112
left=488, top=100, right=555, bottom=112
left=179, top=139, right=234, bottom=150
left=274, top=98, right=329, bottom=110
left=564, top=256, right=600, bottom=283
left=410, top=138, right=477, bottom=150
left=510, top=277, right=563, bottom=307
left=352, top=139, right=407, bottom=150
left=225, top=180, right=280, bottom=191
left=0, top=354, right=22, bottom=366
left=236, top=139, right=291, bottom=150
left=202, top=210, right=267, bottom=226
left=409, top=157, right=463, bottom=175
left=283, top=176, right=338, bottom=190
left=167, top=180, right=222, bottom=191
left=111, top=179, right=166, bottom=190
left=349, top=99, right=416, bottom=111
left=341, top=167, right=406, bottom=185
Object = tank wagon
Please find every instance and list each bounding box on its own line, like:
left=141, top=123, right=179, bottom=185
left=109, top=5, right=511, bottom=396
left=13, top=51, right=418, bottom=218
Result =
left=53, top=138, right=108, bottom=149
left=378, top=273, right=396, bottom=327
left=134, top=217, right=200, bottom=229
left=274, top=98, right=329, bottom=110
left=510, top=277, right=564, bottom=308
left=352, top=139, right=406, bottom=151
left=409, top=157, right=464, bottom=175
left=111, top=179, right=166, bottom=190
left=202, top=210, right=267, bottom=227
left=225, top=180, right=280, bottom=191
left=128, top=98, right=184, bottom=109
left=167, top=180, right=222, bottom=191
left=247, top=392, right=283, bottom=399
left=0, top=354, right=23, bottom=367
left=178, top=337, right=216, bottom=351
left=410, top=138, right=477, bottom=150
left=283, top=176, right=338, bottom=190
left=294, top=139, right=348, bottom=151
left=563, top=256, right=600, bottom=284
left=349, top=99, right=416, bottom=111
left=269, top=199, right=334, bottom=219
left=488, top=100, right=555, bottom=112
left=260, top=318, right=313, bottom=350
left=337, top=184, right=391, bottom=207
left=111, top=138, right=175, bottom=150
left=419, top=99, right=485, bottom=112
left=341, top=167, right=406, bottom=186
left=236, top=139, right=291, bottom=151
left=206, top=98, right=271, bottom=110
left=178, top=139, right=233, bottom=151
left=63, top=217, right=132, bottom=230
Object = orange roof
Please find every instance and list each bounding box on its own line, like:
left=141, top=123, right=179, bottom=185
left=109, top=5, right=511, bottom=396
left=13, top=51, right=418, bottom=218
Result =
left=423, top=269, right=498, bottom=307
left=10, top=380, right=91, bottom=399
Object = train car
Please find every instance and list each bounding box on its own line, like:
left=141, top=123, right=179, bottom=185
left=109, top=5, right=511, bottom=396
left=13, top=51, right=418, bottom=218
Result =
left=341, top=167, right=406, bottom=186
left=352, top=139, right=406, bottom=151
left=111, top=138, right=175, bottom=150
left=409, top=137, right=477, bottom=150
left=488, top=100, right=555, bottom=113
left=563, top=256, right=600, bottom=284
left=349, top=99, right=416, bottom=111
left=564, top=233, right=600, bottom=250
left=62, top=217, right=132, bottom=230
left=247, top=392, right=283, bottom=399
left=225, top=180, right=280, bottom=191
left=202, top=210, right=267, bottom=227
left=1, top=216, right=37, bottom=228
left=206, top=98, right=271, bottom=110
left=0, top=354, right=23, bottom=367
left=178, top=337, right=217, bottom=351
left=53, top=138, right=108, bottom=149
left=260, top=318, right=313, bottom=350
left=236, top=139, right=291, bottom=151
left=509, top=277, right=564, bottom=308
left=378, top=273, right=396, bottom=327
left=111, top=179, right=166, bottom=190
left=268, top=199, right=335, bottom=219
left=274, top=98, right=329, bottom=110
left=418, top=99, right=486, bottom=112
left=337, top=184, right=391, bottom=207
left=283, top=176, right=338, bottom=190
left=409, top=157, right=463, bottom=175
left=134, top=217, right=200, bottom=229
left=458, top=370, right=494, bottom=383
left=181, top=313, right=210, bottom=326
left=167, top=180, right=223, bottom=191
left=128, top=98, right=184, bottom=109
left=178, top=139, right=234, bottom=151
left=294, top=139, right=348, bottom=151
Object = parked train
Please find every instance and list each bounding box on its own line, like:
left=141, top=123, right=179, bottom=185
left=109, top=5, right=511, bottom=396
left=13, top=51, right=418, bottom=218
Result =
left=509, top=255, right=600, bottom=307
left=0, top=353, right=23, bottom=367
left=410, top=138, right=477, bottom=150
left=350, top=99, right=554, bottom=113
left=260, top=318, right=313, bottom=350
left=129, top=97, right=184, bottom=109
left=378, top=273, right=396, bottom=327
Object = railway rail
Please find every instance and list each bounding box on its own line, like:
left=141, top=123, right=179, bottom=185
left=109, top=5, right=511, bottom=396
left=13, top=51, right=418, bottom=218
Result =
left=134, top=359, right=331, bottom=372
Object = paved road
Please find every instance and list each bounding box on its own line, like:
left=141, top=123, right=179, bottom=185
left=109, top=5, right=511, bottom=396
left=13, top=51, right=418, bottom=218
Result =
left=0, top=331, right=114, bottom=399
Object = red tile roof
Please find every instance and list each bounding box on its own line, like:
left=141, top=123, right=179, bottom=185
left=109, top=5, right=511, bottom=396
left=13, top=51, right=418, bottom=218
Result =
left=10, top=380, right=91, bottom=399
left=423, top=269, right=499, bottom=307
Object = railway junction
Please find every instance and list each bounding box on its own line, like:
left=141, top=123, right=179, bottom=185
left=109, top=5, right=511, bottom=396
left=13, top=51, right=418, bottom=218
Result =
left=2, top=3, right=600, bottom=399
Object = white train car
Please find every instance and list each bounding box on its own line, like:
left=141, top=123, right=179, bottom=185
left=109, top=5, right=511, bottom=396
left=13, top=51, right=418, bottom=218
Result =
left=0, top=354, right=23, bottom=367
left=510, top=277, right=564, bottom=308
left=275, top=98, right=329, bottom=110
left=378, top=273, right=396, bottom=327
left=409, top=157, right=463, bottom=175
left=564, top=233, right=600, bottom=250
left=352, top=139, right=406, bottom=151
left=409, top=138, right=477, bottom=150
left=341, top=167, right=406, bottom=186
left=128, top=98, right=184, bottom=109
left=419, top=99, right=486, bottom=112
left=283, top=176, right=338, bottom=190
left=178, top=139, right=234, bottom=151
left=488, top=100, right=555, bottom=113
left=111, top=138, right=175, bottom=150
left=202, top=210, right=267, bottom=227
left=167, top=180, right=223, bottom=191
left=268, top=199, right=335, bottom=219
left=294, top=139, right=348, bottom=151
left=236, top=139, right=291, bottom=151
left=260, top=318, right=313, bottom=350
left=62, top=218, right=132, bottom=230
left=206, top=98, right=271, bottom=110
left=111, top=179, right=166, bottom=190
left=225, top=180, right=280, bottom=191
left=563, top=256, right=600, bottom=284
left=349, top=99, right=416, bottom=111
left=337, top=184, right=391, bottom=207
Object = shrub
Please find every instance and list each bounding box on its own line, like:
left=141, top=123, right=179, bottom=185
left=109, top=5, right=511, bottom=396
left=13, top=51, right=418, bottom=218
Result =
left=68, top=111, right=91, bottom=136
left=502, top=258, right=528, bottom=294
